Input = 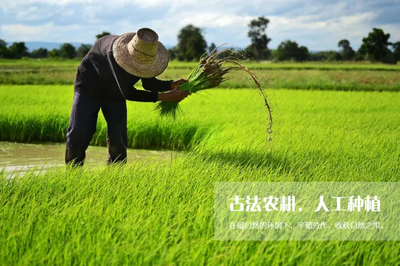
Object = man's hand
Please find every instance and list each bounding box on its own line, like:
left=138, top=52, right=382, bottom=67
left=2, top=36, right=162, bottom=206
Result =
left=171, top=79, right=189, bottom=91
left=157, top=78, right=190, bottom=102
left=157, top=90, right=190, bottom=102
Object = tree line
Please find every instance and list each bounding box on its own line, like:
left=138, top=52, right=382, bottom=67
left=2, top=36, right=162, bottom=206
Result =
left=170, top=17, right=399, bottom=64
left=0, top=40, right=92, bottom=60
left=0, top=20, right=399, bottom=63
left=0, top=32, right=110, bottom=60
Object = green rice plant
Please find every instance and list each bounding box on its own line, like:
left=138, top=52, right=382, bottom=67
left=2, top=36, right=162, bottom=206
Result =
left=1, top=85, right=400, bottom=264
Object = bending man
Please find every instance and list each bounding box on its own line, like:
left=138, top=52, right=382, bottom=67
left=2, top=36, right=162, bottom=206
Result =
left=65, top=28, right=189, bottom=166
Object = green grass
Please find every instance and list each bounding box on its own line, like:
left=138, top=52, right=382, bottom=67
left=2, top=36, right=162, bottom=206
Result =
left=1, top=84, right=400, bottom=264
left=2, top=69, right=400, bottom=92
left=2, top=58, right=400, bottom=70
left=2, top=165, right=400, bottom=265
left=1, top=60, right=399, bottom=91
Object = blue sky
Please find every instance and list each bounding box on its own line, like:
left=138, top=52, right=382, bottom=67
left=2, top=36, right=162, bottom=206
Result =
left=1, top=0, right=399, bottom=51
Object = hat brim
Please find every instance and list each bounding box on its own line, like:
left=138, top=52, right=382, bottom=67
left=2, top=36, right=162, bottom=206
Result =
left=112, top=32, right=169, bottom=78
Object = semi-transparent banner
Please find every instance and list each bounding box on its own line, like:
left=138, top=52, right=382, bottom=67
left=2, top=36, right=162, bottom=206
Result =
left=214, top=182, right=400, bottom=241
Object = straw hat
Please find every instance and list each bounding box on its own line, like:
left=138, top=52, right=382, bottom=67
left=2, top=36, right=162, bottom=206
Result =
left=112, top=28, right=169, bottom=78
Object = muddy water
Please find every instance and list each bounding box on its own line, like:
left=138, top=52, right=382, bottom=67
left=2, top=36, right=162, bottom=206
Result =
left=0, top=142, right=182, bottom=177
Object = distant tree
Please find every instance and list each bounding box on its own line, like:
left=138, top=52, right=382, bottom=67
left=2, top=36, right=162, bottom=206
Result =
left=168, top=47, right=178, bottom=61
left=328, top=52, right=342, bottom=61
left=76, top=44, right=92, bottom=58
left=245, top=44, right=270, bottom=60
left=96, top=31, right=111, bottom=40
left=59, top=43, right=76, bottom=59
left=8, top=42, right=29, bottom=59
left=354, top=52, right=365, bottom=62
left=175, top=25, right=207, bottom=61
left=393, top=41, right=400, bottom=63
left=244, top=45, right=255, bottom=59
left=0, top=39, right=10, bottom=58
left=275, top=40, right=309, bottom=61
left=208, top=43, right=216, bottom=53
left=48, top=48, right=60, bottom=58
left=247, top=16, right=271, bottom=61
left=359, top=28, right=393, bottom=63
left=31, top=48, right=48, bottom=58
left=297, top=46, right=309, bottom=61
left=338, top=39, right=355, bottom=60
left=308, top=50, right=344, bottom=61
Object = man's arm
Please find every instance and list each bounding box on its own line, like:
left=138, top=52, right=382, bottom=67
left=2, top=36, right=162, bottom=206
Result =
left=108, top=63, right=189, bottom=103
left=116, top=85, right=189, bottom=103
left=141, top=77, right=173, bottom=92
left=122, top=87, right=159, bottom=102
left=157, top=90, right=190, bottom=102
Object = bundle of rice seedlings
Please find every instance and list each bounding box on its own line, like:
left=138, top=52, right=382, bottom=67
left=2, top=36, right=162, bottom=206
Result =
left=155, top=49, right=231, bottom=118
left=155, top=47, right=273, bottom=140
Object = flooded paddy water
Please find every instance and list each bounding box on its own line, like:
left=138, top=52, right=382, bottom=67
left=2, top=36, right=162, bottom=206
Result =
left=0, top=141, right=182, bottom=177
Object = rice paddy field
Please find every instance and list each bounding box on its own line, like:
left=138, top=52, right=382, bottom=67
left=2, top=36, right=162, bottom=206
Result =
left=1, top=59, right=400, bottom=265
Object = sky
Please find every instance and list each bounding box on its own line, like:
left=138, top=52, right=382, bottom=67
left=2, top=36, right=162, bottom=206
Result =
left=1, top=0, right=400, bottom=51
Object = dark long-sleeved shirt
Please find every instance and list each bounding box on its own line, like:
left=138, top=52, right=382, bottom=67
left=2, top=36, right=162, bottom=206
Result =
left=75, top=35, right=172, bottom=102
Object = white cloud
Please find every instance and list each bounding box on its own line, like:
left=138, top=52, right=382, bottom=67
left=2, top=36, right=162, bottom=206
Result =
left=1, top=0, right=86, bottom=9
left=1, top=23, right=93, bottom=42
left=1, top=0, right=400, bottom=50
left=178, top=13, right=254, bottom=28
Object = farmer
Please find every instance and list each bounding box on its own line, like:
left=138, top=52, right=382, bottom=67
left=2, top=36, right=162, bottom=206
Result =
left=65, top=28, right=189, bottom=166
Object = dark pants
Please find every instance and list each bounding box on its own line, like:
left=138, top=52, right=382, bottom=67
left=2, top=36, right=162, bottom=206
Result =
left=65, top=90, right=128, bottom=166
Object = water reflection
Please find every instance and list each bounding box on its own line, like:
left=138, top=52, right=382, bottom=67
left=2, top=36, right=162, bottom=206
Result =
left=0, top=142, right=182, bottom=177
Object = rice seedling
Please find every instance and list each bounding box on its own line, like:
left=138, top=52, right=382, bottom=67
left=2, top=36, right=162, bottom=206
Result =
left=155, top=48, right=233, bottom=118
left=155, top=48, right=274, bottom=140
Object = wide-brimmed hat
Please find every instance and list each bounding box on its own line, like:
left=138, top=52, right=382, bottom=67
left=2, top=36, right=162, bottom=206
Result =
left=112, top=28, right=169, bottom=78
